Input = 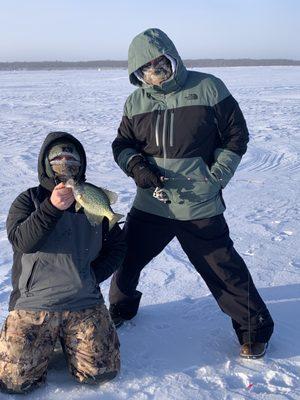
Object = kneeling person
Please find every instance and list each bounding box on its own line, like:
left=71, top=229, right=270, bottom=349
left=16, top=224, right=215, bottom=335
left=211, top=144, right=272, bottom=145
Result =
left=0, top=132, right=126, bottom=394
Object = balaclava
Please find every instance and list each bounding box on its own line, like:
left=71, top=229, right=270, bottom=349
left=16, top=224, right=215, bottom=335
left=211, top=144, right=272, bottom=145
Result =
left=135, top=55, right=174, bottom=86
left=46, top=140, right=81, bottom=182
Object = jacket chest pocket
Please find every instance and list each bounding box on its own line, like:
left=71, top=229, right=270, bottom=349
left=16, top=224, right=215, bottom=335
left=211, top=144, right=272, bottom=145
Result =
left=154, top=110, right=161, bottom=146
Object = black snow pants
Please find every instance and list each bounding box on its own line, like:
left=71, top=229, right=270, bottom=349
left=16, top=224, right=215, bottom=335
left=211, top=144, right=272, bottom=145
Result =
left=109, top=207, right=274, bottom=345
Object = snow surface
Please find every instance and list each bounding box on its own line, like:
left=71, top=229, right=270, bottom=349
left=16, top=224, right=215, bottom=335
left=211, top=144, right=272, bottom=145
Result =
left=0, top=66, right=299, bottom=399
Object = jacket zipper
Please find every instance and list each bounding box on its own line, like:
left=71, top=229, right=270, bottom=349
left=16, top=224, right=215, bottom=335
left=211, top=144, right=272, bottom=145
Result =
left=155, top=110, right=161, bottom=146
left=162, top=109, right=168, bottom=160
left=169, top=109, right=175, bottom=147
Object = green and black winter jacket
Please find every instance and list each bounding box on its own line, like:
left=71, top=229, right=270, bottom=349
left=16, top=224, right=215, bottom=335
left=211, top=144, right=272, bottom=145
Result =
left=113, top=28, right=249, bottom=220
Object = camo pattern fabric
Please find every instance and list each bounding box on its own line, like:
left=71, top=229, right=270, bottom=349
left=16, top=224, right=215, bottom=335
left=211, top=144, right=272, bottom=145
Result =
left=0, top=304, right=120, bottom=394
left=62, top=304, right=120, bottom=383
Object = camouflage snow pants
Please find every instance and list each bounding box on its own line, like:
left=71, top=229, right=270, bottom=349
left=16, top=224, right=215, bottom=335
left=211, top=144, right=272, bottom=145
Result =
left=0, top=304, right=120, bottom=394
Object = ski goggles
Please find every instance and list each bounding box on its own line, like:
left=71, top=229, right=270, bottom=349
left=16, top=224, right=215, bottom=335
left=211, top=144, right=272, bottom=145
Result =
left=139, top=55, right=171, bottom=73
left=140, top=56, right=170, bottom=72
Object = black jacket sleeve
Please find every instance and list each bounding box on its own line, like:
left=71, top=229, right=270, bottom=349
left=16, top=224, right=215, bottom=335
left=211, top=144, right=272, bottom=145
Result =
left=213, top=94, right=249, bottom=157
left=91, top=224, right=127, bottom=284
left=112, top=115, right=136, bottom=160
left=209, top=78, right=250, bottom=188
left=6, top=190, right=63, bottom=253
left=112, top=110, right=142, bottom=175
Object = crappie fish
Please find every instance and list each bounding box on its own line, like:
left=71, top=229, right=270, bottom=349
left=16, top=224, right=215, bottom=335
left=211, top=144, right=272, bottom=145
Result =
left=66, top=179, right=124, bottom=230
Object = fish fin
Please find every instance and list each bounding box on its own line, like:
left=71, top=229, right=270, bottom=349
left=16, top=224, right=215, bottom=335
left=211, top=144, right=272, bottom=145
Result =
left=75, top=201, right=83, bottom=212
left=84, top=211, right=104, bottom=226
left=109, top=213, right=124, bottom=231
left=102, top=188, right=118, bottom=204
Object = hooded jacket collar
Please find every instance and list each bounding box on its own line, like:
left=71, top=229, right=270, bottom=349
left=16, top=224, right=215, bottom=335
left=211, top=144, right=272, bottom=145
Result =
left=38, top=132, right=86, bottom=192
left=128, top=28, right=188, bottom=95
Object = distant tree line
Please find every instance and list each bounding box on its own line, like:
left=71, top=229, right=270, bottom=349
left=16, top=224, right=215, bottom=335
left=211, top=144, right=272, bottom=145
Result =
left=0, top=59, right=299, bottom=71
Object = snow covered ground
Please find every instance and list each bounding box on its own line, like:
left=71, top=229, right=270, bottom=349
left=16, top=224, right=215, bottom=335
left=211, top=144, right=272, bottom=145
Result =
left=0, top=66, right=299, bottom=399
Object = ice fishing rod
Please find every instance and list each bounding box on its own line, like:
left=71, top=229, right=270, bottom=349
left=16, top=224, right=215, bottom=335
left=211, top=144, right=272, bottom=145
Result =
left=153, top=177, right=171, bottom=203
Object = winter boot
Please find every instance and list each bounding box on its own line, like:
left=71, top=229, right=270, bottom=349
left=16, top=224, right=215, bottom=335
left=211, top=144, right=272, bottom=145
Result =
left=109, top=290, right=142, bottom=328
left=240, top=342, right=268, bottom=359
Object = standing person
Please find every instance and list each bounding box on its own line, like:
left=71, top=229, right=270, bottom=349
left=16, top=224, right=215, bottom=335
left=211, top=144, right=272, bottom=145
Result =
left=0, top=132, right=125, bottom=394
left=109, top=28, right=274, bottom=359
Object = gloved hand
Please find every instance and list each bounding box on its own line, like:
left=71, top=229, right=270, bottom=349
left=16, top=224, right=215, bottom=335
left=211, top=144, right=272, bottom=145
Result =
left=128, top=156, right=163, bottom=189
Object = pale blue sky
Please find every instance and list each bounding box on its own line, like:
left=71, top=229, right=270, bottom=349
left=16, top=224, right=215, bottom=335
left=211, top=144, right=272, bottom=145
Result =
left=0, top=0, right=299, bottom=61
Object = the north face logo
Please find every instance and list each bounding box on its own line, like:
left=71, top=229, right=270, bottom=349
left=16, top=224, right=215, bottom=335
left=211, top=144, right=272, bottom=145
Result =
left=185, top=93, right=198, bottom=100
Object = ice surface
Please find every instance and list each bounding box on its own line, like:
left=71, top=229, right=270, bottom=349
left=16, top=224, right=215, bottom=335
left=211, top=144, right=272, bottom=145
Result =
left=0, top=67, right=299, bottom=399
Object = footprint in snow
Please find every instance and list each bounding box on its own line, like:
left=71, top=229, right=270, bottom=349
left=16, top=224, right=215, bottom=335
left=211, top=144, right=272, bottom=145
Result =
left=271, top=230, right=293, bottom=242
left=289, top=259, right=300, bottom=268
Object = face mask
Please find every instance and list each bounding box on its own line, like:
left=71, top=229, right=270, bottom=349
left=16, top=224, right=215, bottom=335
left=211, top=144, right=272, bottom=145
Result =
left=50, top=158, right=81, bottom=182
left=48, top=142, right=81, bottom=182
left=139, top=55, right=173, bottom=86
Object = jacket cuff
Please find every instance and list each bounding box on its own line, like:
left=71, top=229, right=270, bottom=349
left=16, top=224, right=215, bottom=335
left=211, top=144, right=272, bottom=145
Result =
left=127, top=155, right=144, bottom=174
left=210, top=148, right=242, bottom=188
left=41, top=198, right=64, bottom=218
left=117, top=148, right=140, bottom=175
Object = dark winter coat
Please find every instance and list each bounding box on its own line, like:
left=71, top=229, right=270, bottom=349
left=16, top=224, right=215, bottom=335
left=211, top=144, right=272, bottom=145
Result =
left=6, top=131, right=126, bottom=311
left=113, top=28, right=249, bottom=220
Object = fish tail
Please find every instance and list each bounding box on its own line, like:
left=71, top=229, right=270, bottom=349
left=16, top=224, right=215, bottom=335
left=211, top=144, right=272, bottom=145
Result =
left=109, top=213, right=124, bottom=230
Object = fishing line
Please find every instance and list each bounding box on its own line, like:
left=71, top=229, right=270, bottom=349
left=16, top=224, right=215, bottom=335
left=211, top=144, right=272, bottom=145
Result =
left=247, top=266, right=251, bottom=351
left=246, top=246, right=254, bottom=353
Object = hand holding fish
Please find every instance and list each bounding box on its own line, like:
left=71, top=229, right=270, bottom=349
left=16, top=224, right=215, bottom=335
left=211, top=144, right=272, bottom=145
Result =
left=66, top=179, right=124, bottom=230
left=50, top=182, right=75, bottom=210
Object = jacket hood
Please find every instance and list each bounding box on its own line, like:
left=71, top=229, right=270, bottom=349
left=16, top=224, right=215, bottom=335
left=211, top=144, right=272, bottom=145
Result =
left=128, top=28, right=187, bottom=94
left=38, top=131, right=87, bottom=191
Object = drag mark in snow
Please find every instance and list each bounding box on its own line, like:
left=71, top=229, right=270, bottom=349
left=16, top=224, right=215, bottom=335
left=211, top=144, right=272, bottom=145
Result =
left=240, top=149, right=286, bottom=173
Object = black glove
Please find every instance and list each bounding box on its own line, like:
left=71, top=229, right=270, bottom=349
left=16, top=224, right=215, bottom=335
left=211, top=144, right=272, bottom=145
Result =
left=128, top=156, right=163, bottom=189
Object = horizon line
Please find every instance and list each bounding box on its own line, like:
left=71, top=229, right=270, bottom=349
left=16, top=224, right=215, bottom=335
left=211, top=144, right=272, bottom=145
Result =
left=1, top=57, right=300, bottom=63
left=1, top=58, right=300, bottom=71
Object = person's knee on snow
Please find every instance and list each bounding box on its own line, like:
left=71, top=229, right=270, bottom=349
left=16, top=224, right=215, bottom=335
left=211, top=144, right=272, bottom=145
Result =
left=1, top=132, right=126, bottom=393
left=62, top=304, right=121, bottom=384
left=0, top=309, right=58, bottom=394
left=75, top=370, right=119, bottom=385
left=0, top=374, right=46, bottom=395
